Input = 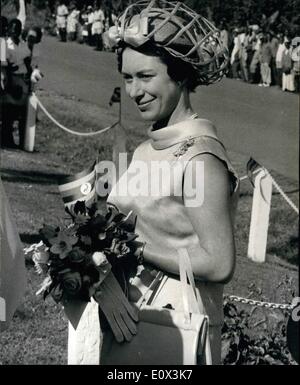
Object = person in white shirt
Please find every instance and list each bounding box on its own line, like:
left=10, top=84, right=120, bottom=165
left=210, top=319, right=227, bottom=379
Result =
left=102, top=6, right=117, bottom=51
left=56, top=0, right=68, bottom=42
left=238, top=28, right=249, bottom=82
left=0, top=16, right=8, bottom=93
left=87, top=5, right=94, bottom=46
left=275, top=34, right=285, bottom=88
left=67, top=5, right=80, bottom=41
left=291, top=39, right=300, bottom=93
left=219, top=20, right=228, bottom=50
left=230, top=28, right=241, bottom=79
left=249, top=31, right=262, bottom=83
left=78, top=8, right=89, bottom=44
left=92, top=3, right=105, bottom=51
left=25, top=27, right=43, bottom=84
left=281, top=37, right=295, bottom=92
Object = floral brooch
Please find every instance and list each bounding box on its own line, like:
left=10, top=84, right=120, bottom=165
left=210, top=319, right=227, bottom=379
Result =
left=173, top=137, right=195, bottom=159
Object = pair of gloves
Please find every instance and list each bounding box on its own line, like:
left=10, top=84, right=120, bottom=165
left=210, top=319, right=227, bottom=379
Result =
left=93, top=270, right=139, bottom=343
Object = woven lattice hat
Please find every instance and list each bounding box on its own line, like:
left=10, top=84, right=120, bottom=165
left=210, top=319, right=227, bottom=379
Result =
left=108, top=0, right=229, bottom=85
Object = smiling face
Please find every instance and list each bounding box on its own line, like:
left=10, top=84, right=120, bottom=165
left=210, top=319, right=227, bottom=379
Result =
left=121, top=47, right=183, bottom=122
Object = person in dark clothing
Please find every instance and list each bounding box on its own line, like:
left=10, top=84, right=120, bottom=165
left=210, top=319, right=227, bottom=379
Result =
left=1, top=19, right=31, bottom=148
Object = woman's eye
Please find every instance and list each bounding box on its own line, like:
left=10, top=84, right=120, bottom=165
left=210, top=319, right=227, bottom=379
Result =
left=140, top=74, right=154, bottom=80
left=123, top=76, right=133, bottom=83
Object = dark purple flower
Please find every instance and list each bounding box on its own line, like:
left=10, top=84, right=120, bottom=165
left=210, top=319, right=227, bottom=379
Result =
left=51, top=283, right=64, bottom=303
left=68, top=248, right=85, bottom=263
left=49, top=232, right=78, bottom=259
left=60, top=271, right=82, bottom=297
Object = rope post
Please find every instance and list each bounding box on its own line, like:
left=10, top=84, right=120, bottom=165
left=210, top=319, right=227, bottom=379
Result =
left=112, top=90, right=126, bottom=179
left=0, top=297, right=6, bottom=322
left=247, top=168, right=273, bottom=263
left=23, top=92, right=38, bottom=152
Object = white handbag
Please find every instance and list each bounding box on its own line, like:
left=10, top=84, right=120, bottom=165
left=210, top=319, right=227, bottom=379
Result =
left=101, top=248, right=212, bottom=365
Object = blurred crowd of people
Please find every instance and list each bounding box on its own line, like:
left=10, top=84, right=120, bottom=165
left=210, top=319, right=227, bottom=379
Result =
left=55, top=0, right=116, bottom=51
left=52, top=2, right=300, bottom=93
left=219, top=22, right=300, bottom=93
left=0, top=15, right=43, bottom=149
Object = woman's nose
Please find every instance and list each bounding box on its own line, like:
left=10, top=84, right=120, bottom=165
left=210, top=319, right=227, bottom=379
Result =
left=128, top=79, right=143, bottom=99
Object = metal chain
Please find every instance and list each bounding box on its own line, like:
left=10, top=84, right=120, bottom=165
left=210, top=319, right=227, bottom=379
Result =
left=223, top=294, right=294, bottom=311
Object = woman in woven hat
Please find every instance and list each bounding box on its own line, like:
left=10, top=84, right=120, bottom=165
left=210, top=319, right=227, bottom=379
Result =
left=102, top=0, right=239, bottom=365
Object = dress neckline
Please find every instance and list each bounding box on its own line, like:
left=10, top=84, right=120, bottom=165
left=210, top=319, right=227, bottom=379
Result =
left=147, top=117, right=219, bottom=150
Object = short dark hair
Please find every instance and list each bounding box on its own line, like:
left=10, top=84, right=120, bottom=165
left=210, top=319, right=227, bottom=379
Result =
left=117, top=41, right=199, bottom=92
left=8, top=19, right=22, bottom=37
left=33, top=26, right=43, bottom=43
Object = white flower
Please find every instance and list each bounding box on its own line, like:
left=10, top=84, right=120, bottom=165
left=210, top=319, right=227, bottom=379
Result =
left=33, top=250, right=50, bottom=264
left=33, top=250, right=50, bottom=274
left=36, top=276, right=52, bottom=296
left=92, top=251, right=108, bottom=267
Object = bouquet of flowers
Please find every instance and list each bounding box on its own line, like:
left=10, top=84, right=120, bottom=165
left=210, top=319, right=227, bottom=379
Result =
left=33, top=201, right=142, bottom=341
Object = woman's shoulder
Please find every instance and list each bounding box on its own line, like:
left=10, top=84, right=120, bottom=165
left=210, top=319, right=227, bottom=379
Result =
left=132, top=139, right=152, bottom=156
left=128, top=139, right=153, bottom=163
left=179, top=134, right=239, bottom=195
left=176, top=125, right=225, bottom=160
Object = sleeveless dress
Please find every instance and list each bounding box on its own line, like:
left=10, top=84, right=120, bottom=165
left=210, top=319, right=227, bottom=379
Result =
left=107, top=117, right=239, bottom=364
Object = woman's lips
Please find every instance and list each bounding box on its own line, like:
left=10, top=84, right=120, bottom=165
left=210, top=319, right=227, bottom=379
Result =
left=137, top=99, right=156, bottom=109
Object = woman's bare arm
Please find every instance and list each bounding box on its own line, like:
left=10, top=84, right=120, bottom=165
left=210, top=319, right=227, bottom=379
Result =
left=143, top=153, right=235, bottom=284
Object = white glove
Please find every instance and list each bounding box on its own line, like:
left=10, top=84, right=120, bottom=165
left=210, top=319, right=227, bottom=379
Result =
left=31, top=68, right=43, bottom=83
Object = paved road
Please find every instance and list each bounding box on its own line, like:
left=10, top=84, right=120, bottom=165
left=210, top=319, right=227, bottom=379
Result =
left=38, top=36, right=299, bottom=180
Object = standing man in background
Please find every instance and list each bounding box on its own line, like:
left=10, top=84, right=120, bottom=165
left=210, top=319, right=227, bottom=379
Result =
left=92, top=2, right=105, bottom=51
left=67, top=4, right=80, bottom=42
left=291, top=38, right=300, bottom=93
left=275, top=34, right=285, bottom=88
left=86, top=5, right=94, bottom=46
left=56, top=0, right=68, bottom=42
left=219, top=20, right=229, bottom=51
left=2, top=19, right=31, bottom=148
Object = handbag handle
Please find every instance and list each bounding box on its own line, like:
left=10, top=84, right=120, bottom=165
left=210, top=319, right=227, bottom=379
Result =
left=178, top=248, right=212, bottom=365
left=178, top=248, right=200, bottom=322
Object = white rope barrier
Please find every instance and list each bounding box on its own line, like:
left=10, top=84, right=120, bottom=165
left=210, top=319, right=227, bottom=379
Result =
left=240, top=169, right=298, bottom=214
left=265, top=169, right=299, bottom=215
left=35, top=94, right=119, bottom=137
